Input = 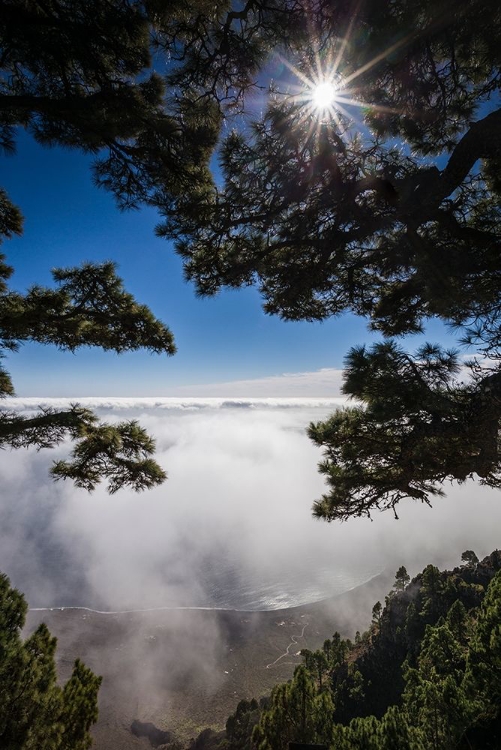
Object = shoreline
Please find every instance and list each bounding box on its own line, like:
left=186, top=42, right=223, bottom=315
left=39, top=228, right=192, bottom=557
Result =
left=28, top=570, right=387, bottom=617
left=25, top=570, right=394, bottom=749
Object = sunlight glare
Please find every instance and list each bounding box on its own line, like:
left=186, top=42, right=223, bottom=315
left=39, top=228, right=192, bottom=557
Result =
left=313, top=81, right=337, bottom=110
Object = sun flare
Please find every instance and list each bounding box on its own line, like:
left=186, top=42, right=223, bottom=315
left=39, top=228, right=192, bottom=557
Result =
left=276, top=33, right=399, bottom=136
left=275, top=17, right=409, bottom=133
left=312, top=81, right=337, bottom=110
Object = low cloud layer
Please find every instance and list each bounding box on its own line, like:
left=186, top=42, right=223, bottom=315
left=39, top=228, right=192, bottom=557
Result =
left=1, top=400, right=500, bottom=613
left=6, top=395, right=348, bottom=412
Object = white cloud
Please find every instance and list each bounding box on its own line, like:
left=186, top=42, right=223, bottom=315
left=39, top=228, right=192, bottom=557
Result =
left=5, top=395, right=349, bottom=414
left=1, top=403, right=500, bottom=617
left=168, top=367, right=345, bottom=397
left=10, top=366, right=345, bottom=400
left=4, top=365, right=347, bottom=416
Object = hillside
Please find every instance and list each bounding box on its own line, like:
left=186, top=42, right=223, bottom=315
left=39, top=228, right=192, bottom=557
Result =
left=24, top=572, right=393, bottom=748
left=193, top=551, right=501, bottom=750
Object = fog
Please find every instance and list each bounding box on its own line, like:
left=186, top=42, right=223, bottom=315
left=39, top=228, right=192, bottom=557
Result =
left=8, top=398, right=501, bottom=744
left=2, top=398, right=500, bottom=613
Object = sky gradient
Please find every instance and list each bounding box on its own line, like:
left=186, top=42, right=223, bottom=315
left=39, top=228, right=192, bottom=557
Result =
left=5, top=131, right=457, bottom=397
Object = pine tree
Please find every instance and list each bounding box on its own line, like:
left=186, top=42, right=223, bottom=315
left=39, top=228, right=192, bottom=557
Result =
left=157, top=0, right=501, bottom=520
left=403, top=619, right=474, bottom=749
left=168, top=0, right=501, bottom=335
left=377, top=706, right=426, bottom=750
left=225, top=698, right=260, bottom=750
left=59, top=660, right=102, bottom=750
left=0, top=0, right=295, bottom=489
left=0, top=1, right=227, bottom=449
left=0, top=256, right=172, bottom=492
left=465, top=571, right=501, bottom=725
left=0, top=573, right=101, bottom=749
left=307, top=341, right=501, bottom=520
left=371, top=602, right=382, bottom=631
left=419, top=566, right=445, bottom=623
left=461, top=551, right=479, bottom=567
left=253, top=664, right=333, bottom=749
left=4, top=1, right=501, bottom=512
left=346, top=715, right=380, bottom=750
left=394, top=567, right=411, bottom=593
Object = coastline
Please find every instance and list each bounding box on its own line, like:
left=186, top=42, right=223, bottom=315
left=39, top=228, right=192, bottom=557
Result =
left=27, top=569, right=386, bottom=616
left=25, top=570, right=393, bottom=749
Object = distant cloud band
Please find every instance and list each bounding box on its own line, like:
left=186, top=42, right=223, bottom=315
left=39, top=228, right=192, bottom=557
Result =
left=5, top=396, right=349, bottom=413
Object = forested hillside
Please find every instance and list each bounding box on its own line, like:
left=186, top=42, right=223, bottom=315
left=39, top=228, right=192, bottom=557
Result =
left=188, top=551, right=501, bottom=750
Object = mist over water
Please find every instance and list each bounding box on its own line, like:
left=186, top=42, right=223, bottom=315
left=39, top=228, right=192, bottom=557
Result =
left=2, top=398, right=501, bottom=612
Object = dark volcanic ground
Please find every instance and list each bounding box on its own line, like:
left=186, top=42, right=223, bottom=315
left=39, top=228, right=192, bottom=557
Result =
left=24, top=572, right=392, bottom=749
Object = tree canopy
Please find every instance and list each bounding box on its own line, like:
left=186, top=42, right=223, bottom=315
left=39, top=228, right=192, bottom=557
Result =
left=0, top=249, right=173, bottom=492
left=159, top=0, right=501, bottom=519
left=0, top=573, right=101, bottom=749
left=0, top=0, right=303, bottom=490
left=2, top=0, right=501, bottom=511
left=191, top=552, right=501, bottom=749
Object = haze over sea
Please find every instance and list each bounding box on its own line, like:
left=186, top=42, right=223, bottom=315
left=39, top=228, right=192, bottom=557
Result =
left=2, top=398, right=501, bottom=612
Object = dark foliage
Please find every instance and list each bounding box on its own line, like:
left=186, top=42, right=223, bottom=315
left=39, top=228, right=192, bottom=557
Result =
left=155, top=0, right=501, bottom=519
left=191, top=550, right=501, bottom=749
left=0, top=573, right=101, bottom=749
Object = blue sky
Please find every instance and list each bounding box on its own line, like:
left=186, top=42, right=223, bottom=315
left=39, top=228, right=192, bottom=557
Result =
left=4, top=130, right=455, bottom=397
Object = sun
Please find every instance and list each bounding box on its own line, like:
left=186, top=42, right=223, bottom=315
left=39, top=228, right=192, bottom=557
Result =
left=272, top=31, right=410, bottom=134
left=312, top=80, right=337, bottom=111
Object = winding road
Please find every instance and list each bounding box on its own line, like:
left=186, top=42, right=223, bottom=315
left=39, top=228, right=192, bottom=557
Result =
left=265, top=623, right=309, bottom=669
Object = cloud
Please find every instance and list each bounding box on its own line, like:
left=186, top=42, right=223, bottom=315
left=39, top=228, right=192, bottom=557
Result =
left=7, top=400, right=500, bottom=742
left=5, top=395, right=348, bottom=413
left=1, top=402, right=500, bottom=617
left=168, top=367, right=345, bottom=397
left=9, top=365, right=345, bottom=400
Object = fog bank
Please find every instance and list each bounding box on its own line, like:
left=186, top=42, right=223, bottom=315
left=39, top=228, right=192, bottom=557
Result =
left=1, top=399, right=500, bottom=611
